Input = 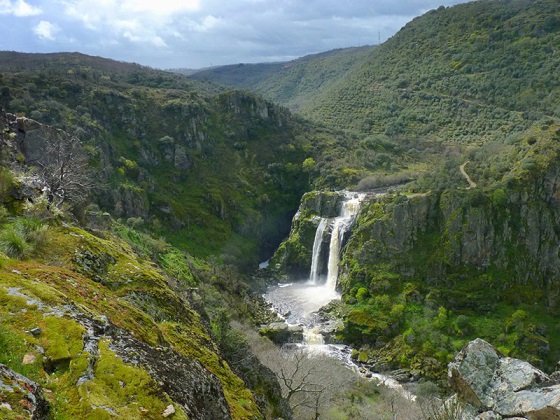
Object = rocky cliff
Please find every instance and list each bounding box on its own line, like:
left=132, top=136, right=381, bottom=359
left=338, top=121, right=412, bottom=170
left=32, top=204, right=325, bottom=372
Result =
left=0, top=109, right=290, bottom=419
left=270, top=190, right=348, bottom=278
left=340, top=125, right=560, bottom=375
left=0, top=57, right=314, bottom=268
left=271, top=122, right=560, bottom=379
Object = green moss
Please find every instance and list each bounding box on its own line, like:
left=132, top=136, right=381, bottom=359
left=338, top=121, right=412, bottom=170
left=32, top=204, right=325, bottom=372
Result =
left=358, top=351, right=369, bottom=363
left=42, top=316, right=84, bottom=362
left=159, top=249, right=196, bottom=287
left=159, top=322, right=260, bottom=419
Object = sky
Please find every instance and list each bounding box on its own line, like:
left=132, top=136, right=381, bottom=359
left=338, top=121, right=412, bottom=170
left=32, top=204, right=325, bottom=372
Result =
left=1, top=0, right=471, bottom=69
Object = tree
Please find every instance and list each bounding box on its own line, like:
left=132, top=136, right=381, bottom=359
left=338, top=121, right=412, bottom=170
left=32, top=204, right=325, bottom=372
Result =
left=276, top=349, right=326, bottom=419
left=34, top=133, right=92, bottom=209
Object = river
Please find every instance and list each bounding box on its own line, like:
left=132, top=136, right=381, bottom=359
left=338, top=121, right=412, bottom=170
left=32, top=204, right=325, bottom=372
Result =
left=263, top=191, right=415, bottom=399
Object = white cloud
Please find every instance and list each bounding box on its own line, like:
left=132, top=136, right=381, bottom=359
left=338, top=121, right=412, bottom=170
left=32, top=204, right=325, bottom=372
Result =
left=0, top=0, right=42, bottom=16
left=0, top=0, right=473, bottom=68
left=121, top=0, right=200, bottom=15
left=60, top=0, right=200, bottom=47
left=33, top=20, right=59, bottom=40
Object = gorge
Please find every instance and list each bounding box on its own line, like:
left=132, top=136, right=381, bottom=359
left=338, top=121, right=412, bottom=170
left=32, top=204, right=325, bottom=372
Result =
left=0, top=0, right=559, bottom=418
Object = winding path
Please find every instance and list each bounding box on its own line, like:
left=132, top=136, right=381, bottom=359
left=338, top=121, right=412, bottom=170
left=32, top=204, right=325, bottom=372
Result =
left=460, top=161, right=477, bottom=189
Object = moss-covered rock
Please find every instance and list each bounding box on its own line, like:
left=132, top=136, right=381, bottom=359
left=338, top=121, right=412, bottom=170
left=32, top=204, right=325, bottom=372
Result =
left=0, top=223, right=265, bottom=419
left=334, top=125, right=560, bottom=379
left=0, top=364, right=49, bottom=420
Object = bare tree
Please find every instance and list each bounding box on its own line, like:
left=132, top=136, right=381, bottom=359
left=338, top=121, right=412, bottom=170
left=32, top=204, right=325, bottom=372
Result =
left=237, top=322, right=422, bottom=419
left=277, top=349, right=326, bottom=419
left=35, top=133, right=93, bottom=208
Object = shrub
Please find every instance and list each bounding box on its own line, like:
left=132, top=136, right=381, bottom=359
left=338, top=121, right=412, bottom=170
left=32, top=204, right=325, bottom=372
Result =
left=0, top=226, right=30, bottom=258
left=0, top=169, right=15, bottom=201
left=491, top=188, right=508, bottom=207
left=23, top=193, right=63, bottom=220
left=0, top=217, right=49, bottom=259
left=355, top=287, right=369, bottom=301
left=0, top=206, right=9, bottom=225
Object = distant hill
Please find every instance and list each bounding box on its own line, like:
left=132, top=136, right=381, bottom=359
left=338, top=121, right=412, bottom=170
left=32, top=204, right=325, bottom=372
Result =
left=186, top=46, right=375, bottom=111
left=188, top=1, right=559, bottom=147
left=295, top=0, right=560, bottom=143
left=0, top=51, right=222, bottom=95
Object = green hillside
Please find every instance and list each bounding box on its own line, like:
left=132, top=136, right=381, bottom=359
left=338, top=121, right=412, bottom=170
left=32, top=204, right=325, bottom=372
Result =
left=0, top=52, right=319, bottom=268
left=188, top=0, right=560, bottom=194
left=191, top=1, right=559, bottom=149
left=269, top=0, right=560, bottom=384
left=188, top=46, right=375, bottom=112
left=298, top=0, right=559, bottom=142
left=1, top=0, right=560, bottom=415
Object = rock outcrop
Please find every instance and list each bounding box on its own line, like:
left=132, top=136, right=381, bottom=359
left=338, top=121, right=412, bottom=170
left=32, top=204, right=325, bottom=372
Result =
left=0, top=364, right=50, bottom=419
left=259, top=322, right=304, bottom=345
left=340, top=182, right=560, bottom=311
left=448, top=338, right=560, bottom=419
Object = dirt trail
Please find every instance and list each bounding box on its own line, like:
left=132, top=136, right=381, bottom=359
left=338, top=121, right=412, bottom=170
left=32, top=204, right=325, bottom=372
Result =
left=460, top=161, right=477, bottom=189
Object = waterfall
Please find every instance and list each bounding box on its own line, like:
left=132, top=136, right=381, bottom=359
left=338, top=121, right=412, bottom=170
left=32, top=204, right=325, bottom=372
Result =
left=306, top=192, right=366, bottom=291
left=309, top=218, right=328, bottom=284
left=325, top=193, right=365, bottom=291
left=325, top=219, right=341, bottom=291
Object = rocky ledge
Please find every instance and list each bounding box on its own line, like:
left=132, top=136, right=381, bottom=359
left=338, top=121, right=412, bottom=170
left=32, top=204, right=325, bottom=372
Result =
left=448, top=338, right=560, bottom=419
left=0, top=364, right=50, bottom=419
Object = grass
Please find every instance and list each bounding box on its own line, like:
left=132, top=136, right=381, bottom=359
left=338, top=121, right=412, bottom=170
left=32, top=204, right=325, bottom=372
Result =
left=0, top=221, right=265, bottom=418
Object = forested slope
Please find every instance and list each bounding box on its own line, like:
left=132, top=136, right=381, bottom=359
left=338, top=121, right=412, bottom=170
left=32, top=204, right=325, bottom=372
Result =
left=0, top=52, right=319, bottom=268
left=189, top=0, right=560, bottom=194
left=297, top=0, right=559, bottom=144
left=269, top=0, right=560, bottom=383
left=189, top=46, right=375, bottom=113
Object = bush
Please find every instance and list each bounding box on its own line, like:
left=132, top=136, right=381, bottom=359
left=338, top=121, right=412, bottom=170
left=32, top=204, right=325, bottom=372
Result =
left=0, top=169, right=15, bottom=201
left=0, top=226, right=31, bottom=258
left=356, top=287, right=369, bottom=301
left=23, top=193, right=63, bottom=220
left=491, top=188, right=508, bottom=207
left=0, top=217, right=49, bottom=259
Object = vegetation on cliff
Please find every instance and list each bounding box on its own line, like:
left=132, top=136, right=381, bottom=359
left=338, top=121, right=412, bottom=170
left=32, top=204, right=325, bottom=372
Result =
left=0, top=52, right=319, bottom=268
left=0, top=108, right=294, bottom=419
left=190, top=0, right=560, bottom=194
left=1, top=0, right=560, bottom=415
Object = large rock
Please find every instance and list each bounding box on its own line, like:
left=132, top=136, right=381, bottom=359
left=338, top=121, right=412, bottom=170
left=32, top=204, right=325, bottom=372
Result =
left=259, top=322, right=304, bottom=345
left=0, top=363, right=50, bottom=419
left=448, top=338, right=501, bottom=408
left=448, top=338, right=560, bottom=419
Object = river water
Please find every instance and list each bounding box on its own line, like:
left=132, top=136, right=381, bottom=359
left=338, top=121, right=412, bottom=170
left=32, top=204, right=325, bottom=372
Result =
left=263, top=191, right=415, bottom=399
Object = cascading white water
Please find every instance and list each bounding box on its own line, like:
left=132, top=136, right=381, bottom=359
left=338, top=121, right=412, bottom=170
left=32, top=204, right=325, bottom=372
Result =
left=325, top=220, right=341, bottom=291
left=264, top=190, right=414, bottom=400
left=309, top=218, right=328, bottom=284
left=266, top=191, right=366, bottom=349
left=325, top=193, right=365, bottom=291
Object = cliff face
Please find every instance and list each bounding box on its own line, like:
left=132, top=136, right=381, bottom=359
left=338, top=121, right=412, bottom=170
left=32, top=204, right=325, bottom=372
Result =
left=341, top=171, right=560, bottom=312
left=1, top=59, right=312, bottom=268
left=269, top=123, right=560, bottom=377
left=0, top=109, right=289, bottom=420
left=345, top=166, right=560, bottom=375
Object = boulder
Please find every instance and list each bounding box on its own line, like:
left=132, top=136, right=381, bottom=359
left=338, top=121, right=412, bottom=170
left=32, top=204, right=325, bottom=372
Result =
left=259, top=322, right=304, bottom=345
left=493, top=385, right=560, bottom=418
left=0, top=363, right=50, bottom=419
left=448, top=338, right=501, bottom=409
left=448, top=338, right=560, bottom=419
